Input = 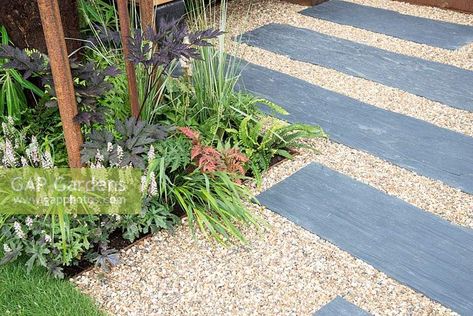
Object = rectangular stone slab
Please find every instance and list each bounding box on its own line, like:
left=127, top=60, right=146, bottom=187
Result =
left=257, top=163, right=473, bottom=315
left=315, top=296, right=371, bottom=316
left=300, top=0, right=473, bottom=50
left=236, top=61, right=473, bottom=194
left=239, top=23, right=473, bottom=112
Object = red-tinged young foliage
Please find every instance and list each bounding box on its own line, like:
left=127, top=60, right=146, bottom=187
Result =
left=221, top=148, right=248, bottom=176
left=179, top=127, right=248, bottom=179
left=178, top=126, right=200, bottom=144
left=196, top=146, right=223, bottom=173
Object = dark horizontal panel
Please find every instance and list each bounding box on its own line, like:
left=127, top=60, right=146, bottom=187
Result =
left=239, top=23, right=473, bottom=112
left=237, top=60, right=473, bottom=194
left=301, top=0, right=473, bottom=50
left=394, top=0, right=473, bottom=13
left=258, top=163, right=473, bottom=315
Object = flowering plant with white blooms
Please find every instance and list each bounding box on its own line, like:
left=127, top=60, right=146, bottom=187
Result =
left=0, top=116, right=178, bottom=277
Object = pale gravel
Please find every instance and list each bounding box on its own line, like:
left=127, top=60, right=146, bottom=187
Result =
left=225, top=1, right=473, bottom=137
left=73, top=0, right=472, bottom=315
left=73, top=208, right=454, bottom=316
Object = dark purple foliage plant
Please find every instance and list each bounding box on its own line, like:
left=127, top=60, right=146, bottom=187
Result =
left=0, top=44, right=119, bottom=125
left=127, top=18, right=223, bottom=118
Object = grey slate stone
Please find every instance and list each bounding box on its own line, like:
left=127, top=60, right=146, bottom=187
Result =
left=155, top=0, right=186, bottom=23
left=300, top=0, right=473, bottom=50
left=257, top=163, right=473, bottom=315
left=315, top=296, right=371, bottom=316
left=238, top=23, right=473, bottom=112
left=236, top=61, right=473, bottom=194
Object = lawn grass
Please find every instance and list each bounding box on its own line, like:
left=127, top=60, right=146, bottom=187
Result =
left=0, top=261, right=104, bottom=316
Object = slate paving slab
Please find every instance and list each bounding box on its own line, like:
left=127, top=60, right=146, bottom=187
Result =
left=300, top=0, right=473, bottom=50
left=239, top=23, right=473, bottom=112
left=314, top=296, right=371, bottom=316
left=257, top=163, right=473, bottom=315
left=236, top=61, right=473, bottom=194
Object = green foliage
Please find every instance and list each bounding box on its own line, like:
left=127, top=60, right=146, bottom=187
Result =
left=0, top=42, right=121, bottom=125
left=79, top=0, right=119, bottom=33
left=190, top=48, right=241, bottom=127
left=0, top=113, right=67, bottom=167
left=86, top=247, right=119, bottom=273
left=171, top=171, right=259, bottom=244
left=153, top=135, right=192, bottom=174
left=153, top=0, right=249, bottom=141
left=145, top=134, right=258, bottom=244
left=121, top=199, right=178, bottom=242
left=230, top=116, right=326, bottom=182
left=1, top=214, right=114, bottom=277
left=0, top=119, right=177, bottom=276
left=0, top=0, right=326, bottom=279
left=160, top=57, right=249, bottom=142
left=20, top=106, right=69, bottom=166
left=0, top=26, right=45, bottom=118
left=0, top=203, right=177, bottom=277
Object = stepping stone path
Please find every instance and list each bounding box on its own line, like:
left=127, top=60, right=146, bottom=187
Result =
left=239, top=23, right=473, bottom=112
left=237, top=61, right=473, bottom=194
left=300, top=0, right=473, bottom=50
left=237, top=1, right=473, bottom=314
left=315, top=296, right=371, bottom=316
left=257, top=163, right=473, bottom=315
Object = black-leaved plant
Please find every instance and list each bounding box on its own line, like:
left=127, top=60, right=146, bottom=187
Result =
left=81, top=117, right=168, bottom=169
left=0, top=45, right=119, bottom=124
left=86, top=245, right=120, bottom=273
left=86, top=25, right=122, bottom=48
left=127, top=18, right=223, bottom=117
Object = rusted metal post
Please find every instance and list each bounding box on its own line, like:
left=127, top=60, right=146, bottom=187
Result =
left=37, top=0, right=83, bottom=168
left=117, top=0, right=141, bottom=118
left=140, top=0, right=155, bottom=31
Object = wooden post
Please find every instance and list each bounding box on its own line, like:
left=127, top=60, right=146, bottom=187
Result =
left=117, top=0, right=141, bottom=118
left=37, top=0, right=83, bottom=168
left=140, top=0, right=155, bottom=31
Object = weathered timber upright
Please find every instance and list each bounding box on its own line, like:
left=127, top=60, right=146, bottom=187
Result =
left=117, top=0, right=141, bottom=118
left=37, top=0, right=83, bottom=168
left=140, top=0, right=155, bottom=31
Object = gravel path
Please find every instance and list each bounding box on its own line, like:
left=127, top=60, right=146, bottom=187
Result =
left=228, top=0, right=473, bottom=70
left=74, top=207, right=454, bottom=315
left=73, top=0, right=472, bottom=314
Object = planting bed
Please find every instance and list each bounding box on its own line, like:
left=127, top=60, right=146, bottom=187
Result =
left=65, top=152, right=292, bottom=279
